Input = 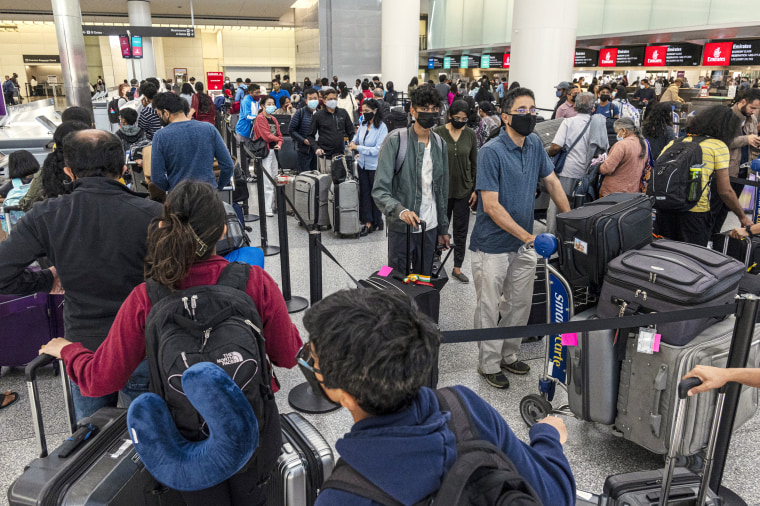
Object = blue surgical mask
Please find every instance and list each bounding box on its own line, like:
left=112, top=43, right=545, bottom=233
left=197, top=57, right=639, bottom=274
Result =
left=556, top=90, right=562, bottom=98
left=308, top=99, right=319, bottom=110
left=616, top=133, right=624, bottom=142
left=265, top=105, right=276, bottom=114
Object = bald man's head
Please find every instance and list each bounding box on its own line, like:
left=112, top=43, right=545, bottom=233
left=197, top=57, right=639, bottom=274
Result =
left=63, top=130, right=125, bottom=180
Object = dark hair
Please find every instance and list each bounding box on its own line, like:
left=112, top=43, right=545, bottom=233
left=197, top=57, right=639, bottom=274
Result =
left=181, top=82, right=194, bottom=95
left=449, top=99, right=470, bottom=118
left=8, top=150, right=40, bottom=179
left=686, top=105, right=742, bottom=146
left=247, top=83, right=260, bottom=93
left=508, top=81, right=521, bottom=91
left=361, top=98, right=383, bottom=129
left=338, top=81, right=349, bottom=99
left=146, top=77, right=160, bottom=89
left=139, top=82, right=158, bottom=100
left=474, top=86, right=491, bottom=104
left=739, top=88, right=760, bottom=106
left=449, top=83, right=458, bottom=96
left=304, top=78, right=312, bottom=88
left=439, top=74, right=447, bottom=83
left=410, top=84, right=441, bottom=109
left=304, top=88, right=319, bottom=99
left=272, top=78, right=280, bottom=85
left=119, top=107, right=138, bottom=125
left=144, top=181, right=226, bottom=289
left=278, top=95, right=290, bottom=108
left=245, top=78, right=251, bottom=84
left=615, top=86, right=628, bottom=100
left=642, top=102, right=674, bottom=139
left=361, top=81, right=369, bottom=91
left=386, top=81, right=394, bottom=92
left=41, top=121, right=91, bottom=198
left=600, top=85, right=611, bottom=93
left=322, top=87, right=337, bottom=99
left=153, top=92, right=188, bottom=115
left=478, top=100, right=496, bottom=115
left=321, top=77, right=329, bottom=86
left=195, top=82, right=213, bottom=113
left=236, top=78, right=243, bottom=83
left=303, top=289, right=441, bottom=416
left=62, top=130, right=125, bottom=179
left=501, top=87, right=535, bottom=114
left=262, top=94, right=276, bottom=107
left=283, top=75, right=289, bottom=80
left=409, top=77, right=418, bottom=87
left=61, top=106, right=92, bottom=125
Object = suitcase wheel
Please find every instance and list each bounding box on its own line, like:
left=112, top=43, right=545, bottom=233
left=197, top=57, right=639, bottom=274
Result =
left=519, top=394, right=553, bottom=427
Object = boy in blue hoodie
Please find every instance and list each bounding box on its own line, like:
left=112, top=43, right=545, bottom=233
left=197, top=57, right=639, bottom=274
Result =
left=304, top=289, right=576, bottom=506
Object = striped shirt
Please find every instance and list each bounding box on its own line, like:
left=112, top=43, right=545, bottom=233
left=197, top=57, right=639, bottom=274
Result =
left=661, top=137, right=729, bottom=213
left=138, top=104, right=162, bottom=141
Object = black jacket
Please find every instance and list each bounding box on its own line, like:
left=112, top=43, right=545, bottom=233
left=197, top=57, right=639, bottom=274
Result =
left=307, top=107, right=355, bottom=157
left=0, top=177, right=162, bottom=350
left=289, top=106, right=314, bottom=153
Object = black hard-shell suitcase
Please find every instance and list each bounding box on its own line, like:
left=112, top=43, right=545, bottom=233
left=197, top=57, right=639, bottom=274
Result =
left=267, top=413, right=334, bottom=506
left=597, top=240, right=744, bottom=345
left=8, top=354, right=183, bottom=506
left=557, top=192, right=654, bottom=294
left=712, top=232, right=760, bottom=273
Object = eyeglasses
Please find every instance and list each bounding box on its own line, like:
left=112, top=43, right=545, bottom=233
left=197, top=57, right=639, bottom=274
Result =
left=296, top=345, right=325, bottom=382
left=509, top=108, right=538, bottom=116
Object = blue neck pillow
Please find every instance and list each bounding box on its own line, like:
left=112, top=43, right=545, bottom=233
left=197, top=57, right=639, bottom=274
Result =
left=126, top=362, right=258, bottom=492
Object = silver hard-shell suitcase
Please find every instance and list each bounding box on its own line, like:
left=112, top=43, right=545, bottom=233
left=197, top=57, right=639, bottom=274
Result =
left=293, top=171, right=331, bottom=228
left=267, top=412, right=334, bottom=506
left=328, top=178, right=362, bottom=237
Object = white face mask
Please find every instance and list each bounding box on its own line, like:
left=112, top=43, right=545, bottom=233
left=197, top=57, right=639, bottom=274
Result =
left=640, top=85, right=645, bottom=89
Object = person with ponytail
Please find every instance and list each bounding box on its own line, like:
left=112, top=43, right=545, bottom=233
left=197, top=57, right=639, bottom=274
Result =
left=189, top=81, right=216, bottom=125
left=598, top=117, right=649, bottom=197
left=39, top=180, right=302, bottom=503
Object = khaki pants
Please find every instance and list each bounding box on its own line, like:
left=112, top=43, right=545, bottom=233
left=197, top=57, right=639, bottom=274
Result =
left=472, top=248, right=538, bottom=374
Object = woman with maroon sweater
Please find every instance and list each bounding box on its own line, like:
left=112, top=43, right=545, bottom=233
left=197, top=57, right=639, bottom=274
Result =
left=40, top=181, right=301, bottom=505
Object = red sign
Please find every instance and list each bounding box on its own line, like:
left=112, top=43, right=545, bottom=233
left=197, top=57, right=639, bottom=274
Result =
left=502, top=53, right=510, bottom=68
left=207, top=71, right=224, bottom=91
left=599, top=48, right=618, bottom=67
left=703, top=42, right=733, bottom=66
left=119, top=35, right=131, bottom=58
left=644, top=45, right=667, bottom=66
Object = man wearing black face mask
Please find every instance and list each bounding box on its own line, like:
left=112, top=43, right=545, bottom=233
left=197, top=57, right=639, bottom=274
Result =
left=593, top=85, right=619, bottom=119
left=373, top=84, right=451, bottom=276
left=469, top=87, right=570, bottom=389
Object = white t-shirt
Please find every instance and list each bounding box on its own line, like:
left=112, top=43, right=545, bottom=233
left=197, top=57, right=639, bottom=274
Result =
left=552, top=113, right=594, bottom=179
left=417, top=143, right=438, bottom=233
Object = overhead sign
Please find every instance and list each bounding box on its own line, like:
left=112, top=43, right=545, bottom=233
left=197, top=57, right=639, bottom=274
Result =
left=480, top=54, right=500, bottom=69
left=459, top=55, right=477, bottom=69
left=599, top=48, right=618, bottom=67
left=22, top=55, right=60, bottom=64
left=207, top=72, right=224, bottom=91
left=574, top=48, right=598, bottom=67
left=82, top=25, right=195, bottom=38
left=703, top=42, right=733, bottom=66
left=443, top=56, right=459, bottom=69
left=616, top=46, right=645, bottom=66
left=664, top=43, right=701, bottom=66
left=730, top=40, right=760, bottom=66
left=645, top=45, right=667, bottom=66
left=119, top=35, right=132, bottom=58
left=131, top=35, right=143, bottom=59
left=427, top=57, right=442, bottom=70
left=502, top=53, right=511, bottom=69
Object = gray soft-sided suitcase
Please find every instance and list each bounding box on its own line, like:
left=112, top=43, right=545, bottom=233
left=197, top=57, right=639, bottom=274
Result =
left=328, top=178, right=362, bottom=237
left=293, top=171, right=330, bottom=228
left=566, top=309, right=619, bottom=424
left=8, top=355, right=183, bottom=506
left=615, top=316, right=760, bottom=455
left=267, top=412, right=334, bottom=506
left=598, top=240, right=744, bottom=345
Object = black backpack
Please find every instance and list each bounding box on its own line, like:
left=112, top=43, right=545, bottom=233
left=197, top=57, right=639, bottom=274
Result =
left=646, top=136, right=709, bottom=212
left=107, top=98, right=121, bottom=124
left=144, top=262, right=280, bottom=479
left=321, top=387, right=543, bottom=506
left=216, top=201, right=251, bottom=256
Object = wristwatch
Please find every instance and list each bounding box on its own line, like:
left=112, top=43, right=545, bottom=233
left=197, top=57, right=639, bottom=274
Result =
left=746, top=225, right=754, bottom=237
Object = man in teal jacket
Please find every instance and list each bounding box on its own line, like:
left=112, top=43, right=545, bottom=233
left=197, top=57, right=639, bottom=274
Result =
left=372, top=84, right=450, bottom=276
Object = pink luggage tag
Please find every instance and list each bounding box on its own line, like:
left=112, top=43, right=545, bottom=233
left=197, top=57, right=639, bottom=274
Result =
left=652, top=334, right=662, bottom=352
left=378, top=266, right=393, bottom=277
left=560, top=333, right=577, bottom=346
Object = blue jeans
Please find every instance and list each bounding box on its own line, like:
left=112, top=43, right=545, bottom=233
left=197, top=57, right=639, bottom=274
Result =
left=70, top=359, right=150, bottom=422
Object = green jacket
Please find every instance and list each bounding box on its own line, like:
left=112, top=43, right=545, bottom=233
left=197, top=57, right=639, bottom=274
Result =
left=18, top=171, right=45, bottom=212
left=372, top=127, right=450, bottom=235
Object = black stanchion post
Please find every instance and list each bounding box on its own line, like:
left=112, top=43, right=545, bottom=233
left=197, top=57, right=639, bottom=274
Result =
left=251, top=155, right=278, bottom=256
left=276, top=184, right=308, bottom=314
left=710, top=295, right=760, bottom=497
left=240, top=140, right=259, bottom=223
left=309, top=230, right=323, bottom=305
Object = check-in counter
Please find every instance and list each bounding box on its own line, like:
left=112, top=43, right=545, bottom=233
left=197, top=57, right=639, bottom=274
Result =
left=0, top=99, right=57, bottom=182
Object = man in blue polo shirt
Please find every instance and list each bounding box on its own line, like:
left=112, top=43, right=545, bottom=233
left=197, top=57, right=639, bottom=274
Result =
left=469, top=87, right=570, bottom=389
left=270, top=78, right=290, bottom=110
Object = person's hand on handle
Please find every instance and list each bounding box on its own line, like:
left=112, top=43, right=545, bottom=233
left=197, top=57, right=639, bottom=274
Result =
left=274, top=144, right=281, bottom=151
left=682, top=365, right=730, bottom=396
left=438, top=234, right=450, bottom=250
left=348, top=142, right=358, bottom=151
left=48, top=267, right=64, bottom=295
left=315, top=148, right=324, bottom=156
left=730, top=227, right=749, bottom=240
left=39, top=337, right=73, bottom=360
left=537, top=416, right=568, bottom=445
left=399, top=210, right=420, bottom=229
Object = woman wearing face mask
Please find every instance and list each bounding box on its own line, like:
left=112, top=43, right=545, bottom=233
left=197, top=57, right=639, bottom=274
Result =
left=253, top=95, right=284, bottom=216
left=433, top=100, right=478, bottom=283
left=598, top=117, right=648, bottom=197
left=348, top=99, right=388, bottom=236
left=476, top=101, right=500, bottom=149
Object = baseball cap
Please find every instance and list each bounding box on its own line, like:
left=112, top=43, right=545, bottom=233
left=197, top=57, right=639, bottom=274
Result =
left=555, top=81, right=571, bottom=90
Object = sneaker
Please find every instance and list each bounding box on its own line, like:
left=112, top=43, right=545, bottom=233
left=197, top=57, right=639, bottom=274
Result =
left=477, top=366, right=510, bottom=389
left=266, top=212, right=274, bottom=217
left=501, top=360, right=531, bottom=375
left=451, top=271, right=469, bottom=283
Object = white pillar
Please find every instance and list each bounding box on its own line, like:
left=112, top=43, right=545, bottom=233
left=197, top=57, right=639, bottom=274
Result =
left=509, top=0, right=578, bottom=111
left=51, top=0, right=93, bottom=114
left=128, top=0, right=158, bottom=79
left=382, top=0, right=420, bottom=97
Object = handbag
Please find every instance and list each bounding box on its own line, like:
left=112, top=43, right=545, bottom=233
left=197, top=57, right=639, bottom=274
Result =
left=570, top=162, right=601, bottom=208
left=553, top=117, right=593, bottom=174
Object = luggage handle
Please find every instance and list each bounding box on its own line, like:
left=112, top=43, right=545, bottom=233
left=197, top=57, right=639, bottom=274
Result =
left=405, top=220, right=427, bottom=277
left=25, top=354, right=77, bottom=458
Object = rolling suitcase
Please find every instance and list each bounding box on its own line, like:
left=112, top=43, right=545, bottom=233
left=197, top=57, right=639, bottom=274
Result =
left=293, top=171, right=331, bottom=229
left=1, top=293, right=64, bottom=367
left=566, top=308, right=619, bottom=425
left=8, top=354, right=184, bottom=506
left=278, top=136, right=298, bottom=172
left=597, top=240, right=744, bottom=346
left=556, top=192, right=654, bottom=294
left=328, top=177, right=362, bottom=238
left=712, top=232, right=760, bottom=274
left=615, top=316, right=760, bottom=456
left=267, top=412, right=334, bottom=506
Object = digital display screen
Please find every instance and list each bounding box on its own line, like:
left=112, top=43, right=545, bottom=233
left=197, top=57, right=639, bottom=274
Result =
left=479, top=54, right=500, bottom=68
left=459, top=55, right=477, bottom=69
left=119, top=35, right=131, bottom=58
left=443, top=56, right=459, bottom=69
left=427, top=57, right=442, bottom=69
left=730, top=40, right=760, bottom=65
left=131, top=35, right=143, bottom=59
left=502, top=53, right=511, bottom=68
left=664, top=43, right=701, bottom=66
left=615, top=46, right=645, bottom=66
left=574, top=49, right=599, bottom=67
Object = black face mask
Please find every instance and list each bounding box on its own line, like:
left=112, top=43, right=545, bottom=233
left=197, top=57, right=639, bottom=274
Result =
left=363, top=112, right=375, bottom=123
left=600, top=94, right=610, bottom=102
left=450, top=118, right=467, bottom=129
left=509, top=114, right=537, bottom=137
left=416, top=111, right=438, bottom=129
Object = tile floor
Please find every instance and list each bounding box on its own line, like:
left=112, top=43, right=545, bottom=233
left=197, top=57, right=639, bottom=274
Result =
left=1, top=186, right=758, bottom=505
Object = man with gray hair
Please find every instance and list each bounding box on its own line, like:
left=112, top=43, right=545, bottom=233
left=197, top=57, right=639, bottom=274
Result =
left=373, top=87, right=391, bottom=119
left=546, top=92, right=609, bottom=231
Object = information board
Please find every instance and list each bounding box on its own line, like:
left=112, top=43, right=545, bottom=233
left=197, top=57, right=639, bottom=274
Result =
left=502, top=53, right=511, bottom=68
left=616, top=46, right=645, bottom=66
left=119, top=35, right=132, bottom=58
left=703, top=42, right=733, bottom=66
left=731, top=40, right=760, bottom=66
left=83, top=25, right=195, bottom=38
left=460, top=55, right=477, bottom=69
left=480, top=54, right=500, bottom=69
left=428, top=57, right=443, bottom=69
left=207, top=72, right=224, bottom=91
left=443, top=56, right=460, bottom=69
left=664, top=43, right=701, bottom=66
left=598, top=48, right=618, bottom=67
left=574, top=49, right=599, bottom=67
left=131, top=35, right=143, bottom=59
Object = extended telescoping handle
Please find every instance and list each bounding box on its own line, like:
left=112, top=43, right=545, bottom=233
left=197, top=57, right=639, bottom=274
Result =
left=25, top=354, right=77, bottom=458
left=405, top=220, right=427, bottom=277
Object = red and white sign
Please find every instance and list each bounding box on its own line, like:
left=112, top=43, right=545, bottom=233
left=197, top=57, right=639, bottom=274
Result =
left=207, top=71, right=224, bottom=91
left=703, top=42, right=733, bottom=66
left=700, top=86, right=709, bottom=97
left=599, top=48, right=618, bottom=67
left=502, top=53, right=511, bottom=69
left=644, top=45, right=667, bottom=66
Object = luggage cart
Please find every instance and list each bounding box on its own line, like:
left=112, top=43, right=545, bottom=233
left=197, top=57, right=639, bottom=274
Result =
left=519, top=233, right=596, bottom=426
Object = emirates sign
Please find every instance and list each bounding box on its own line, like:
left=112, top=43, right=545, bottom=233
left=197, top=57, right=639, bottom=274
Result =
left=644, top=45, right=667, bottom=66
left=703, top=42, right=733, bottom=66
left=599, top=48, right=618, bottom=67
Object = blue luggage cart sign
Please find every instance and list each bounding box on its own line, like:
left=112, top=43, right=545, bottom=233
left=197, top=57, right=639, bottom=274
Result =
left=547, top=273, right=569, bottom=384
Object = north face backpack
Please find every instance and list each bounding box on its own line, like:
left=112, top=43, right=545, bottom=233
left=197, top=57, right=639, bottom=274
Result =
left=1, top=178, right=31, bottom=233
left=108, top=98, right=121, bottom=124
left=144, top=262, right=280, bottom=478
left=321, top=387, right=543, bottom=506
left=646, top=136, right=708, bottom=212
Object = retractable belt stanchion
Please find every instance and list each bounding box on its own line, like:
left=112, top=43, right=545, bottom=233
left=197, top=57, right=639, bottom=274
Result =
left=245, top=148, right=278, bottom=257
left=240, top=139, right=259, bottom=223
left=308, top=230, right=323, bottom=305
left=275, top=181, right=308, bottom=314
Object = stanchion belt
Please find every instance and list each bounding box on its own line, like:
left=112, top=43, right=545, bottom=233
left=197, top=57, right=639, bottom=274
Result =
left=441, top=303, right=738, bottom=344
left=730, top=176, right=760, bottom=188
